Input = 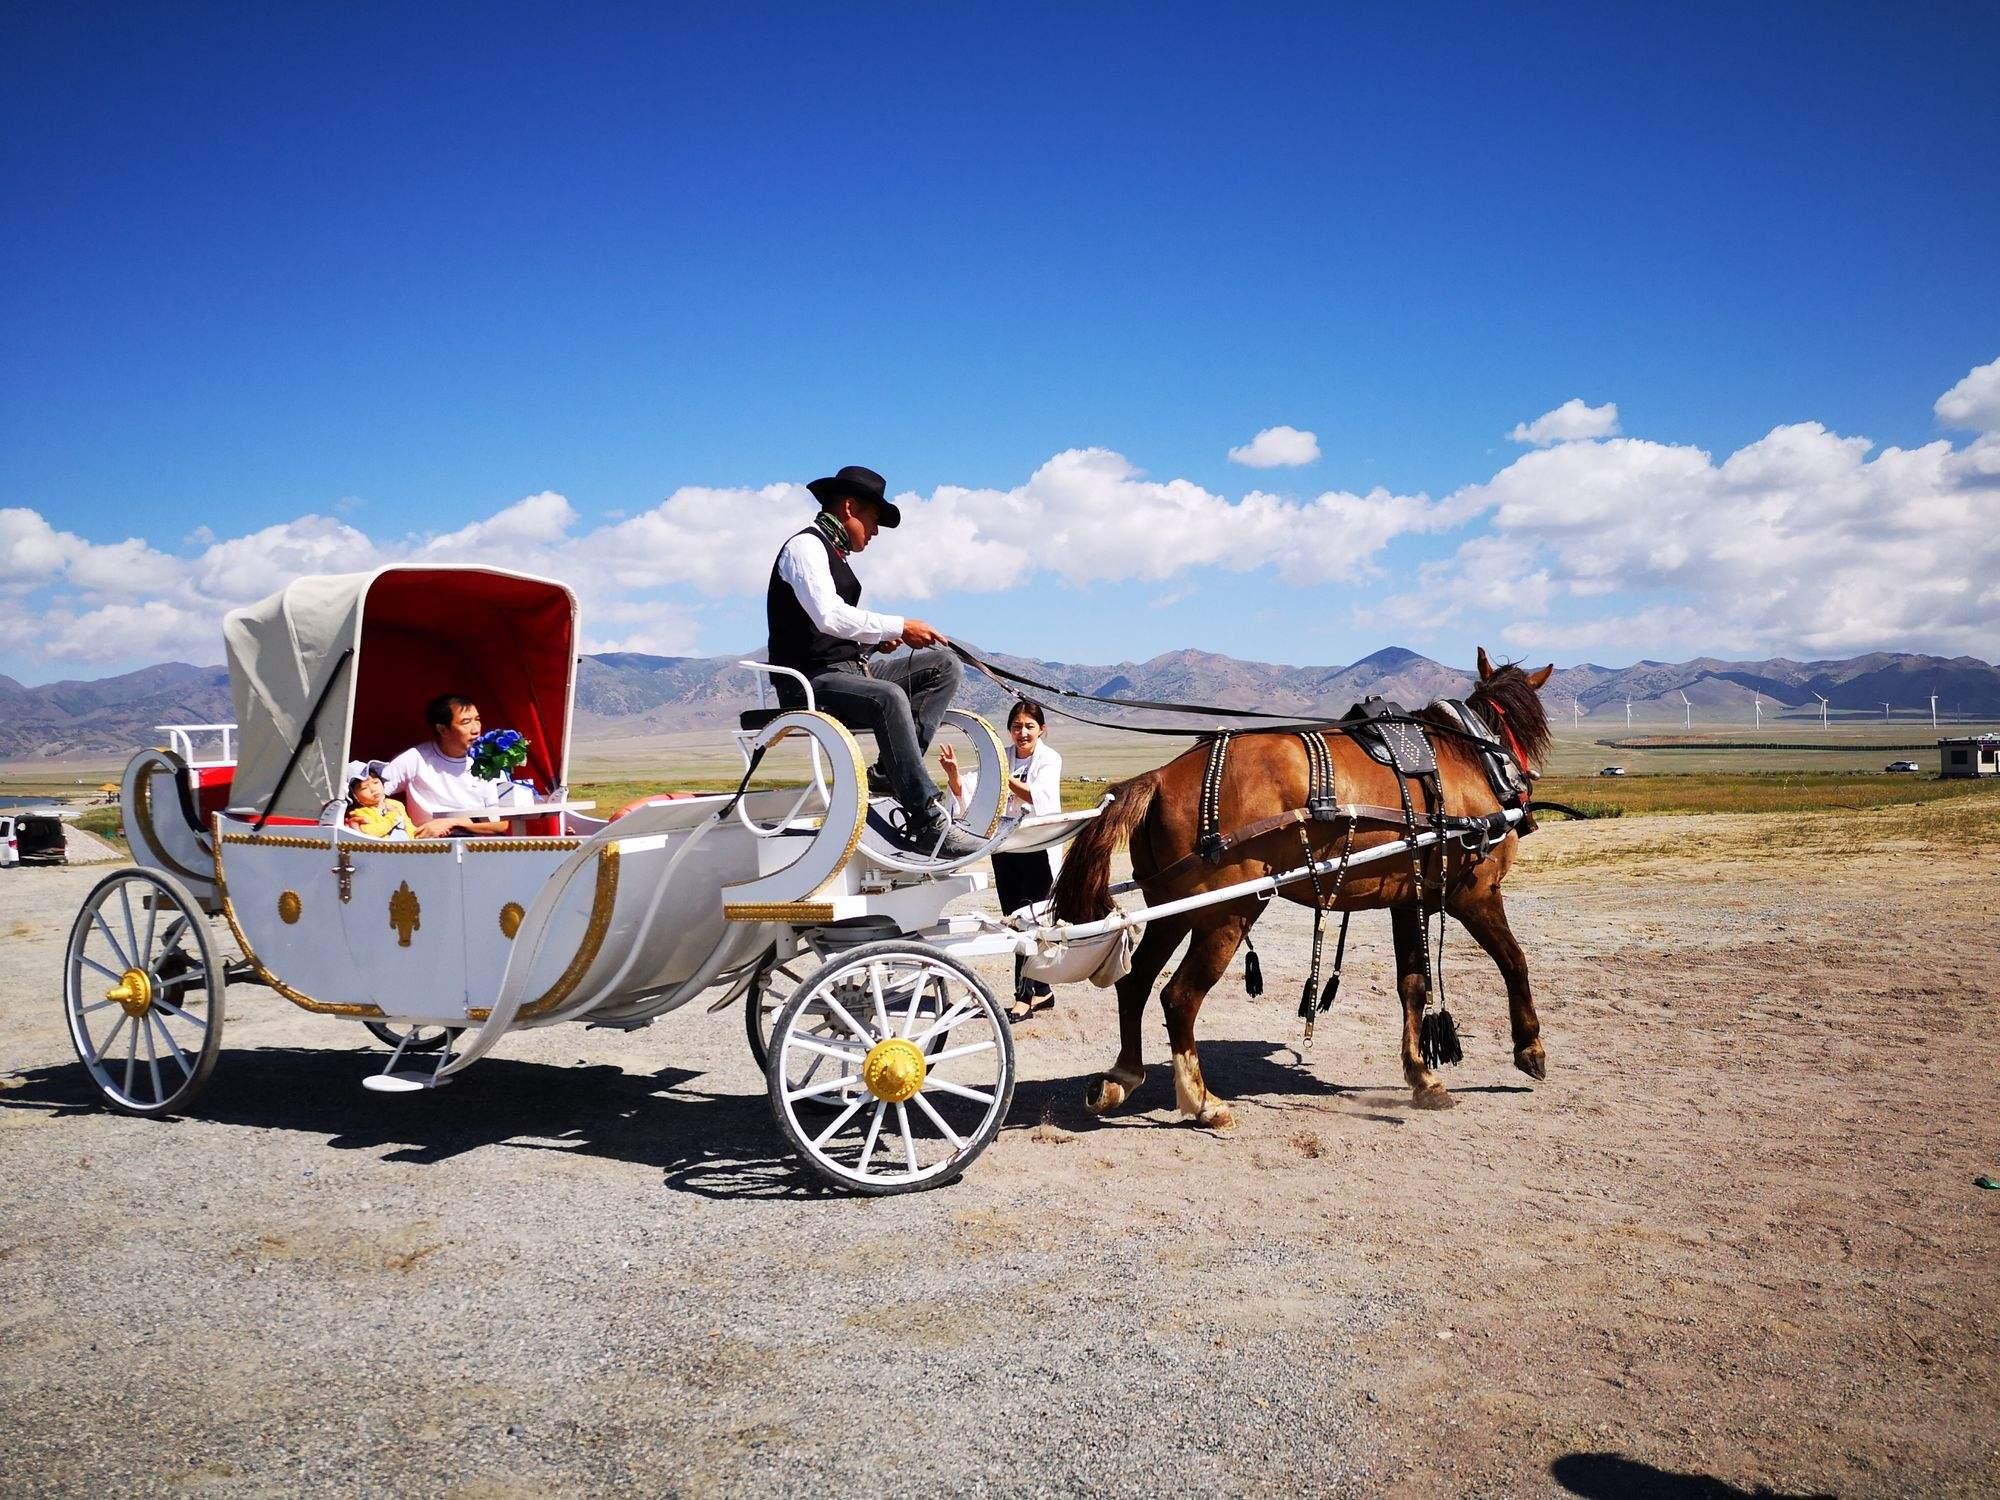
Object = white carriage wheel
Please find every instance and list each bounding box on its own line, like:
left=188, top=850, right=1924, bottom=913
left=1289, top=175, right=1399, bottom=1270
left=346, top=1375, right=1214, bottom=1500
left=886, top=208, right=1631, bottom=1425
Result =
left=767, top=940, right=1015, bottom=1195
left=63, top=868, right=224, bottom=1118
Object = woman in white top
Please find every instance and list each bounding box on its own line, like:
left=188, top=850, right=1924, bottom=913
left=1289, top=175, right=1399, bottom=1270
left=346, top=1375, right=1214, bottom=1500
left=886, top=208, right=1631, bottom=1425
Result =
left=940, top=697, right=1063, bottom=1018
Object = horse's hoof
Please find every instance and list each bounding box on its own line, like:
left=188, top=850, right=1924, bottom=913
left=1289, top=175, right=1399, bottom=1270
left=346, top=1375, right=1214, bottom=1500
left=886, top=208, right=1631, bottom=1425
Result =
left=1084, top=1076, right=1128, bottom=1114
left=1195, top=1100, right=1236, bottom=1131
left=1412, top=1084, right=1456, bottom=1111
left=1514, top=1043, right=1546, bottom=1081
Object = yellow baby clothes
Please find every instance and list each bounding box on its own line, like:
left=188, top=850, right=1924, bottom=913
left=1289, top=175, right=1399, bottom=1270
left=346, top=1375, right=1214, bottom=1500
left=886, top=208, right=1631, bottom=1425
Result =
left=347, top=798, right=413, bottom=838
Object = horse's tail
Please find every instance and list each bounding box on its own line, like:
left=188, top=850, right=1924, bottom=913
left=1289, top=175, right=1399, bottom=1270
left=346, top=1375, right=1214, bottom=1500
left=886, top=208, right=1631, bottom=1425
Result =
left=1050, top=771, right=1160, bottom=923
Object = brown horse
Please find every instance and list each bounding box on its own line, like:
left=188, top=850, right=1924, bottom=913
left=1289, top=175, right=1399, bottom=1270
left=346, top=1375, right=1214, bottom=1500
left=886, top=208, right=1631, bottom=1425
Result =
left=1049, top=647, right=1554, bottom=1124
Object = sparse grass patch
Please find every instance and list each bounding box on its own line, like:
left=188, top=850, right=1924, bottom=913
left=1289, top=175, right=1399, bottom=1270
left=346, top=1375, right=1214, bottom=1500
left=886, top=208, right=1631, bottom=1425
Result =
left=75, top=806, right=128, bottom=852
left=1535, top=772, right=2000, bottom=818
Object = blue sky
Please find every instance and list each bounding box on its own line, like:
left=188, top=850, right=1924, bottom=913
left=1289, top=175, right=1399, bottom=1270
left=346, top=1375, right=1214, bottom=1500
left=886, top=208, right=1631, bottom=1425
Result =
left=4, top=3, right=1998, bottom=684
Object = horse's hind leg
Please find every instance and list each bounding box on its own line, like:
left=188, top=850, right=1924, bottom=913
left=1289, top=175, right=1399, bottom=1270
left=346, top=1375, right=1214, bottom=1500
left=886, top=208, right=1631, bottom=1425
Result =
left=1160, top=912, right=1250, bottom=1130
left=1393, top=904, right=1454, bottom=1109
left=1084, top=913, right=1189, bottom=1114
left=1448, top=875, right=1545, bottom=1081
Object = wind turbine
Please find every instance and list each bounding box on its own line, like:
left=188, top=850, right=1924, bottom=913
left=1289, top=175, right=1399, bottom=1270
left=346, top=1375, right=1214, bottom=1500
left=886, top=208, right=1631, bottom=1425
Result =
left=1881, top=702, right=1892, bottom=722
left=1930, top=692, right=1938, bottom=729
left=1678, top=690, right=1692, bottom=730
left=1753, top=693, right=1763, bottom=731
left=1813, top=692, right=1829, bottom=729
left=1624, top=696, right=1632, bottom=729
left=1573, top=699, right=1582, bottom=730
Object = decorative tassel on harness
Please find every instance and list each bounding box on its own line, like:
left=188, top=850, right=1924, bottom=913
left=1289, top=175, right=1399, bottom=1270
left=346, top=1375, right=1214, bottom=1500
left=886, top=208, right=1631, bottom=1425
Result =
left=1420, top=1007, right=1462, bottom=1068
left=1242, top=934, right=1263, bottom=997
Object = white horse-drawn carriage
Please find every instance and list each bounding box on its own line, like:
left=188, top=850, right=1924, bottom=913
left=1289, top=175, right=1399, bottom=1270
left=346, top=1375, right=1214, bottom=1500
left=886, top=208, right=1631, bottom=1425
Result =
left=63, top=566, right=1527, bottom=1193
left=64, top=566, right=1111, bottom=1193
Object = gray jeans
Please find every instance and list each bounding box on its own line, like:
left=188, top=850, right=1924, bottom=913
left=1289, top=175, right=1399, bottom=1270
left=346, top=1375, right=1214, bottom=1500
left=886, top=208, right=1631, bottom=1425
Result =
left=808, top=646, right=963, bottom=816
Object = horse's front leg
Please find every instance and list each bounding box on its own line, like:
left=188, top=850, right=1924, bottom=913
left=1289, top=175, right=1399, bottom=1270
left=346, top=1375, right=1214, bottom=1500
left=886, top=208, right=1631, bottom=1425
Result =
left=1448, top=875, right=1544, bottom=1080
left=1392, top=904, right=1455, bottom=1109
left=1084, top=915, right=1187, bottom=1114
left=1159, top=916, right=1248, bottom=1130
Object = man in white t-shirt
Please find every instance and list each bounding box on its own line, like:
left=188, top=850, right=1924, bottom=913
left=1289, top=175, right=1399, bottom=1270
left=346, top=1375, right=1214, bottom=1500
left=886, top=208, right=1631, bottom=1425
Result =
left=380, top=693, right=509, bottom=838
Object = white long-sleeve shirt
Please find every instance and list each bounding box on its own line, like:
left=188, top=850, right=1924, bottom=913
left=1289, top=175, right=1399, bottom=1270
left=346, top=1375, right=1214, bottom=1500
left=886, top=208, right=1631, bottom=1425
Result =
left=776, top=532, right=904, bottom=646
left=951, top=743, right=1064, bottom=871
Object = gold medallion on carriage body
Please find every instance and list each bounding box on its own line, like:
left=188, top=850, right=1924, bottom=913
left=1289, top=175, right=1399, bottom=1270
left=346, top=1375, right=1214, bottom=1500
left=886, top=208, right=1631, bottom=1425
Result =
left=389, top=881, right=421, bottom=947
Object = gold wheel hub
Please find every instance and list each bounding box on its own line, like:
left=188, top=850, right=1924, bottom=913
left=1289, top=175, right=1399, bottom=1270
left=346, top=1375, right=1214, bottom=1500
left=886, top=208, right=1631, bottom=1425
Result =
left=861, top=1037, right=927, bottom=1103
left=105, top=967, right=154, bottom=1018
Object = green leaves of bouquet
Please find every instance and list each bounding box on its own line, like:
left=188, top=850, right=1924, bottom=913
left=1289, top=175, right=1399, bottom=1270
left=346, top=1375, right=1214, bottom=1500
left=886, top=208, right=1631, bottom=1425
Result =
left=469, top=728, right=530, bottom=781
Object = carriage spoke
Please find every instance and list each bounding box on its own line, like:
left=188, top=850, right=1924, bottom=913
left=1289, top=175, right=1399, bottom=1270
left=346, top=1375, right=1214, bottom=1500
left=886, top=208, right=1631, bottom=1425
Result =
left=77, top=999, right=120, bottom=1016
left=90, top=1013, right=129, bottom=1067
left=151, top=995, right=209, bottom=1032
left=903, top=969, right=928, bottom=1031
left=810, top=1093, right=872, bottom=1148
left=118, top=885, right=141, bottom=974
left=923, top=1076, right=995, bottom=1106
left=896, top=1103, right=919, bottom=1173
left=123, top=1019, right=139, bottom=1096
left=156, top=915, right=189, bottom=961
left=789, top=1036, right=866, bottom=1064
left=909, top=1002, right=978, bottom=1048
left=924, top=1039, right=996, bottom=1066
left=141, top=889, right=160, bottom=971
left=911, top=1091, right=964, bottom=1149
left=141, top=1015, right=164, bottom=1102
left=149, top=1014, right=194, bottom=1079
left=858, top=1102, right=887, bottom=1176
left=868, top=965, right=892, bottom=1038
left=786, top=1070, right=867, bottom=1103
left=91, top=909, right=132, bottom=971
left=77, top=954, right=123, bottom=984
left=819, top=993, right=876, bottom=1048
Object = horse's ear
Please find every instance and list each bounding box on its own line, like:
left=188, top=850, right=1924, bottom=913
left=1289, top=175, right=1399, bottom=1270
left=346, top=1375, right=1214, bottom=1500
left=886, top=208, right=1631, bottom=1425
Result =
left=1475, top=646, right=1495, bottom=681
left=1527, top=663, right=1554, bottom=690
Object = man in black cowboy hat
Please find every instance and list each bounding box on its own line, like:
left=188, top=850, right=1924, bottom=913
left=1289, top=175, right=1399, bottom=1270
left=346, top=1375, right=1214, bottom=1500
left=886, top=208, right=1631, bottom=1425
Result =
left=767, top=464, right=980, bottom=858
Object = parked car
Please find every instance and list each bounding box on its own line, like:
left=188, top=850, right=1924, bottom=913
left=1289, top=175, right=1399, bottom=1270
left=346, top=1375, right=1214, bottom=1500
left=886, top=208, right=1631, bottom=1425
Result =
left=1884, top=760, right=1921, bottom=774
left=0, top=812, right=68, bottom=867
left=1598, top=766, right=1628, bottom=777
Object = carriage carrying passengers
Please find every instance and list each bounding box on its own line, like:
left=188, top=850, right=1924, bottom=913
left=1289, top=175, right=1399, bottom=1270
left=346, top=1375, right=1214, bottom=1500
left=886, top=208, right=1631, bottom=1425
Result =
left=767, top=464, right=983, bottom=860
left=379, top=693, right=510, bottom=839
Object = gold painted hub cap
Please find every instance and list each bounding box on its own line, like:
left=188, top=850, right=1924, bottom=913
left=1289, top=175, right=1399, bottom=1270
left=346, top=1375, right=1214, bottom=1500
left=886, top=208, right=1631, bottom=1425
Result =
left=105, top=967, right=154, bottom=1018
left=861, top=1037, right=927, bottom=1103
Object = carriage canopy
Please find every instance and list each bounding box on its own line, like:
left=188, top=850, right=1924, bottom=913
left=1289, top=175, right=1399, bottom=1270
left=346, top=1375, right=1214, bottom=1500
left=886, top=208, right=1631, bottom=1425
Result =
left=222, top=567, right=578, bottom=823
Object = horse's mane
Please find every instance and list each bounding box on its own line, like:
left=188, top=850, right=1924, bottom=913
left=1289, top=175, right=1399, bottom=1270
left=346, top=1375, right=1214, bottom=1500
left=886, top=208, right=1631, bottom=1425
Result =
left=1429, top=661, right=1552, bottom=773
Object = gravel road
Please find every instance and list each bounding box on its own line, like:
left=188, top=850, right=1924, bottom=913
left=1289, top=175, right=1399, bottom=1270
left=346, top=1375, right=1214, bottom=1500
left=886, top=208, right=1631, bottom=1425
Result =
left=3, top=809, right=1996, bottom=1497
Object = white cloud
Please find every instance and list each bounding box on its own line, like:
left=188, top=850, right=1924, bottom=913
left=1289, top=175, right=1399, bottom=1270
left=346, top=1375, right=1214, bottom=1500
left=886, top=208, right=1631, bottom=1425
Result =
left=1508, top=398, right=1621, bottom=446
left=8, top=355, right=1999, bottom=676
left=1935, top=356, right=2000, bottom=434
left=1228, top=425, right=1321, bottom=468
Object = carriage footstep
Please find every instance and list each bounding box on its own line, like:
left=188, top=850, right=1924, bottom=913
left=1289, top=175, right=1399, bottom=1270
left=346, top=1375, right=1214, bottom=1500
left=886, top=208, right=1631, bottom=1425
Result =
left=362, top=1070, right=454, bottom=1093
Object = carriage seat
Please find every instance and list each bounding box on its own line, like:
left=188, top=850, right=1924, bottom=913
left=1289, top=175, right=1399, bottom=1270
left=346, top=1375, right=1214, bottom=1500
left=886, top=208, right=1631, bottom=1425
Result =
left=1340, top=696, right=1438, bottom=776
left=738, top=705, right=877, bottom=737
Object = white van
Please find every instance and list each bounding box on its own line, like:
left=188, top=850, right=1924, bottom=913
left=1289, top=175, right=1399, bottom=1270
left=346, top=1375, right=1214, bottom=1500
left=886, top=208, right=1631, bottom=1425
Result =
left=0, top=812, right=68, bottom=867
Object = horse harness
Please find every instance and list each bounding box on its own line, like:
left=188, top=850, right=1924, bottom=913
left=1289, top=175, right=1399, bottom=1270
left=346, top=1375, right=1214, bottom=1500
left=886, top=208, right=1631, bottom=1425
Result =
left=1162, top=696, right=1531, bottom=1054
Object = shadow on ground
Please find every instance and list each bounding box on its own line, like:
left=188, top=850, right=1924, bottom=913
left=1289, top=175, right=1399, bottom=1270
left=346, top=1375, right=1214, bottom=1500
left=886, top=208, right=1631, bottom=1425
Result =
left=2, top=1034, right=1542, bottom=1198
left=0, top=1045, right=822, bottom=1201
left=1551, top=1452, right=1835, bottom=1499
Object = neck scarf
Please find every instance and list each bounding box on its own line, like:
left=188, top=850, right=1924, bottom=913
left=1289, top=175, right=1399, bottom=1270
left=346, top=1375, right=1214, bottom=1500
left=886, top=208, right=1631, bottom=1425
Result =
left=812, top=510, right=850, bottom=557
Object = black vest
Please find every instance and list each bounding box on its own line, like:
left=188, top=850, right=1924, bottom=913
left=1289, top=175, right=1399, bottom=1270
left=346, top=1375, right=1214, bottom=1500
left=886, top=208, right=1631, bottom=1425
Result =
left=767, top=525, right=865, bottom=698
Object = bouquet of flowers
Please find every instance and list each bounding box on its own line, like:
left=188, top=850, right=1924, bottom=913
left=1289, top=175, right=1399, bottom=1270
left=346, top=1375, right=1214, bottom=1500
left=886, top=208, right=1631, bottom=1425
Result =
left=469, top=728, right=530, bottom=783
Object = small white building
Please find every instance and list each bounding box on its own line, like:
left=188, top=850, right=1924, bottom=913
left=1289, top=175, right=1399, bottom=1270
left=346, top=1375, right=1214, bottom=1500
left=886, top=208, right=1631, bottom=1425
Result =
left=1938, top=735, right=2000, bottom=778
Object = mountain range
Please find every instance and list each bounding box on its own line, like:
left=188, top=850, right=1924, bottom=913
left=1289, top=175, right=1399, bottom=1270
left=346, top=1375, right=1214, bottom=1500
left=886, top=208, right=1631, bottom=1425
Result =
left=4, top=647, right=1997, bottom=761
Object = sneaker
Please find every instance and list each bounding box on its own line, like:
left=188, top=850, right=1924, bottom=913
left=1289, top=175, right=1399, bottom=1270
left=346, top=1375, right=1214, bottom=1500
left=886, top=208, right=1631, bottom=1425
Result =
left=898, top=801, right=986, bottom=861
left=866, top=765, right=894, bottom=800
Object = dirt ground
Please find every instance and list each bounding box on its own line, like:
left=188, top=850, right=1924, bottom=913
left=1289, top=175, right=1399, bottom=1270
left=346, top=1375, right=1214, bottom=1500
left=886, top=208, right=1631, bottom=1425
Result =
left=2, top=805, right=1996, bottom=1497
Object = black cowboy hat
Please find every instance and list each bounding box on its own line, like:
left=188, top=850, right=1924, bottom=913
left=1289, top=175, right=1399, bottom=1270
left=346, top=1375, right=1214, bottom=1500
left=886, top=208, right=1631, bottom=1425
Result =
left=806, top=465, right=901, bottom=527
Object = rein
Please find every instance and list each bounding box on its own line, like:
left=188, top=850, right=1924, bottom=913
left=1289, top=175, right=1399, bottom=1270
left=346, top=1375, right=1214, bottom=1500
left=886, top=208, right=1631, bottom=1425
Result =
left=949, top=639, right=1537, bottom=777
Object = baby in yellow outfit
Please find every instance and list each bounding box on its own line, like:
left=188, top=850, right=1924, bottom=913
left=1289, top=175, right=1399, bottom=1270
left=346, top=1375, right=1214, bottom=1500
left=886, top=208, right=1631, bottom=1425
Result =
left=344, top=762, right=414, bottom=839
